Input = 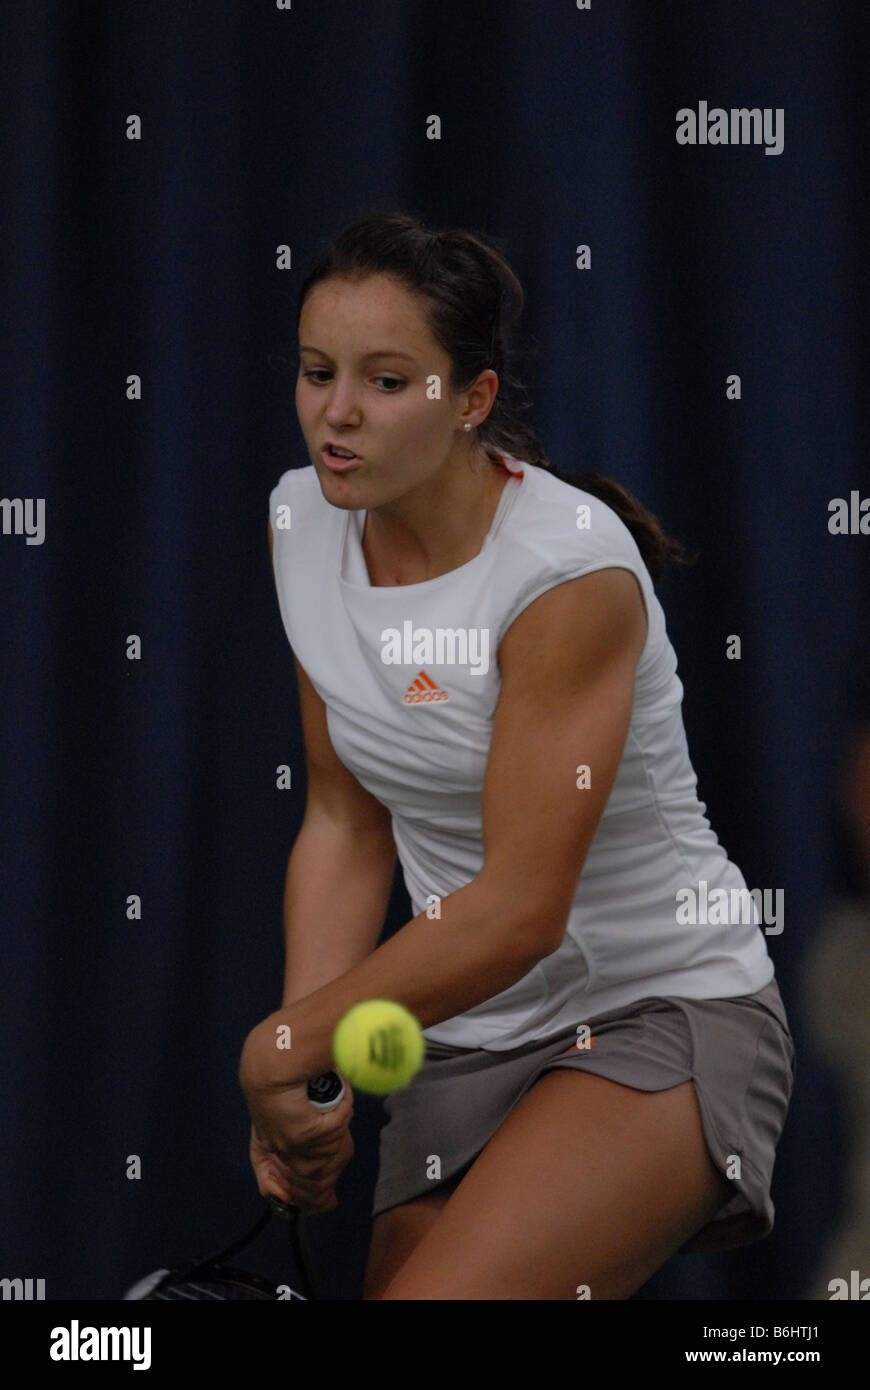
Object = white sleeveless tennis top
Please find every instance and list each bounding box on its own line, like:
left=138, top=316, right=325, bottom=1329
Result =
left=269, top=454, right=774, bottom=1049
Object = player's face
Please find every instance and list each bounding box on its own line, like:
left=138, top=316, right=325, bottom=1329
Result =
left=295, top=273, right=466, bottom=509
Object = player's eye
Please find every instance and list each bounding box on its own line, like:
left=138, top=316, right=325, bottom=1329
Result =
left=300, top=369, right=405, bottom=392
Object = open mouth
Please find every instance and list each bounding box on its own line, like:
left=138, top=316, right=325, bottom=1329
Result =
left=321, top=444, right=361, bottom=471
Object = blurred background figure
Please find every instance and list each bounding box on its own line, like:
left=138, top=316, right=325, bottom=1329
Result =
left=801, top=652, right=870, bottom=1299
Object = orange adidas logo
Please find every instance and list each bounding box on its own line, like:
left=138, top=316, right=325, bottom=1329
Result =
left=403, top=671, right=449, bottom=704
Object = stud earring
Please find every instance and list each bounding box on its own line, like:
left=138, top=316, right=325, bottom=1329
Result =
left=464, top=422, right=472, bottom=431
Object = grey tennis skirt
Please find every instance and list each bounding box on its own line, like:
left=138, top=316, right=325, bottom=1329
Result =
left=371, top=977, right=795, bottom=1254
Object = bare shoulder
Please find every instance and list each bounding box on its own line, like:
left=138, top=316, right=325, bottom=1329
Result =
left=498, top=567, right=648, bottom=684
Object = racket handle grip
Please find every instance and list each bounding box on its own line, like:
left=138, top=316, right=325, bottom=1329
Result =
left=305, top=1070, right=346, bottom=1110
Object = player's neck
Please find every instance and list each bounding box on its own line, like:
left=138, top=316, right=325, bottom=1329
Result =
left=361, top=453, right=509, bottom=586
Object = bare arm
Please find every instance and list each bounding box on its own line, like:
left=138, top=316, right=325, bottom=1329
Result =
left=280, top=654, right=397, bottom=1006
left=269, top=519, right=397, bottom=1005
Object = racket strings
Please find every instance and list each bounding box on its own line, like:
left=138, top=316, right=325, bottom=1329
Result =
left=146, top=1266, right=308, bottom=1300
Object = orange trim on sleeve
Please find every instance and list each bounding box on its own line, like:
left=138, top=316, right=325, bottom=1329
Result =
left=490, top=450, right=524, bottom=479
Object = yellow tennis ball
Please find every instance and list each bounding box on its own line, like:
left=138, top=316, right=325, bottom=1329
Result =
left=332, top=999, right=424, bottom=1095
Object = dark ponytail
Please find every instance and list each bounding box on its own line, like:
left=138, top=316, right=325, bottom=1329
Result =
left=295, top=210, right=697, bottom=583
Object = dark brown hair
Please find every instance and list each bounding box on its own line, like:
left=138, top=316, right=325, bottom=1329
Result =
left=295, top=210, right=696, bottom=582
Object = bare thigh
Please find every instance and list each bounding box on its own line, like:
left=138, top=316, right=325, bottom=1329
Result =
left=363, top=1173, right=463, bottom=1300
left=374, top=1070, right=732, bottom=1300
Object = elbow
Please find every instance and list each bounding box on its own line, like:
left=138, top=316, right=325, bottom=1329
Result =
left=475, top=881, right=567, bottom=967
left=518, top=911, right=568, bottom=964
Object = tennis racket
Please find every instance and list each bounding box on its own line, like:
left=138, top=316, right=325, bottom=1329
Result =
left=122, top=1071, right=346, bottom=1301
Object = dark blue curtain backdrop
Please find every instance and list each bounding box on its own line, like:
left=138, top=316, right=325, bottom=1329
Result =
left=1, top=0, right=867, bottom=1303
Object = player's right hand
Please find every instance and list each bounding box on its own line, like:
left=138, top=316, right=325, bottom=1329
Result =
left=248, top=1103, right=355, bottom=1214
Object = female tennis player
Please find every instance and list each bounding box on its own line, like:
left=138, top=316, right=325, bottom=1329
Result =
left=238, top=210, right=796, bottom=1300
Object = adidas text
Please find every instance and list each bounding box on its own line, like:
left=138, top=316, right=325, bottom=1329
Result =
left=404, top=672, right=448, bottom=703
